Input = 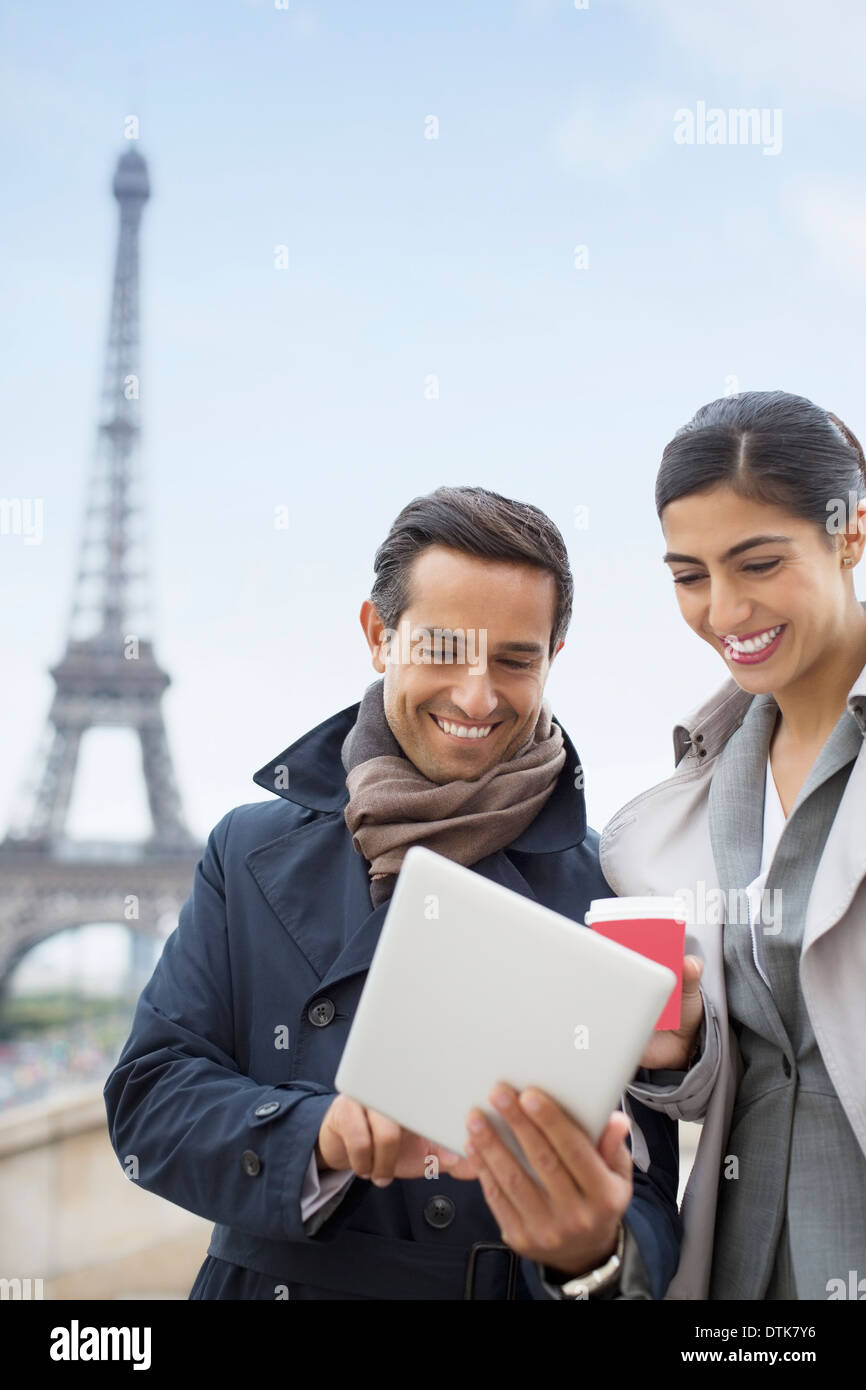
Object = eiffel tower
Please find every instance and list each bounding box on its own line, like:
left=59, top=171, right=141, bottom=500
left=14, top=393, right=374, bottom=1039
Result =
left=0, top=147, right=201, bottom=994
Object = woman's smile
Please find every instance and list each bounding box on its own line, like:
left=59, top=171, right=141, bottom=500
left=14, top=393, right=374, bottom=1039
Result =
left=721, top=623, right=787, bottom=665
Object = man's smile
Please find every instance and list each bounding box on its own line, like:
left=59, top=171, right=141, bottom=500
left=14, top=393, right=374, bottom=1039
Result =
left=427, top=712, right=504, bottom=742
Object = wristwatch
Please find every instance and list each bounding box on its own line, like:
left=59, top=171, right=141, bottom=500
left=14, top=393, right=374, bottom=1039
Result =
left=557, top=1221, right=625, bottom=1300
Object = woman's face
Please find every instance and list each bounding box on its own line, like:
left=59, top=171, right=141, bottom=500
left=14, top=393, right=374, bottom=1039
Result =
left=661, top=484, right=858, bottom=696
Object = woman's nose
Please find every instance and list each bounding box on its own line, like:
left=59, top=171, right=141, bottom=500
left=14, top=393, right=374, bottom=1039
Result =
left=707, top=580, right=751, bottom=636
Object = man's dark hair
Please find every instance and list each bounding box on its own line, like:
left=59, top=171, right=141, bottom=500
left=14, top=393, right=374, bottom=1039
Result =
left=370, top=485, right=573, bottom=658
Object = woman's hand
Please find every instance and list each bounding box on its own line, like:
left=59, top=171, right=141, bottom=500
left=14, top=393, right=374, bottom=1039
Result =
left=638, top=954, right=705, bottom=1071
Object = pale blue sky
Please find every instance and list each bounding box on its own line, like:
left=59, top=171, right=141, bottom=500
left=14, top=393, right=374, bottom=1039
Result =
left=3, top=0, right=865, bottom=875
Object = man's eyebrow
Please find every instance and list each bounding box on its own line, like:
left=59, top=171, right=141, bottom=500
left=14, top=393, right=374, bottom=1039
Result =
left=409, top=627, right=544, bottom=655
left=409, top=626, right=465, bottom=638
left=662, top=535, right=794, bottom=565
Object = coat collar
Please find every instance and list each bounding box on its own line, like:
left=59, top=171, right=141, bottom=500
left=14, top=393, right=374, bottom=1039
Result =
left=672, top=601, right=866, bottom=767
left=251, top=696, right=588, bottom=853
left=247, top=698, right=590, bottom=995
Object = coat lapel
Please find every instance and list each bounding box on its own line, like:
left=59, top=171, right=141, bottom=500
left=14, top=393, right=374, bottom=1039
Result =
left=244, top=811, right=385, bottom=985
left=706, top=691, right=796, bottom=1049
left=707, top=691, right=777, bottom=905
left=244, top=810, right=552, bottom=997
left=801, top=729, right=866, bottom=954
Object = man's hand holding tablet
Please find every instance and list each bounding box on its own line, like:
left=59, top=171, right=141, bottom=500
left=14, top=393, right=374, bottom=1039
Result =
left=330, top=848, right=676, bottom=1287
left=462, top=1084, right=632, bottom=1278
left=316, top=1086, right=632, bottom=1281
left=316, top=1093, right=476, bottom=1184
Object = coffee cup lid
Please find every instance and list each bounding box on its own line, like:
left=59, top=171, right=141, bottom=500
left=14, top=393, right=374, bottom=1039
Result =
left=585, top=895, right=687, bottom=924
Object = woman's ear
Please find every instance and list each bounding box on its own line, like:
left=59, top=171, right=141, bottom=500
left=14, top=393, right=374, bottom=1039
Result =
left=841, top=499, right=866, bottom=569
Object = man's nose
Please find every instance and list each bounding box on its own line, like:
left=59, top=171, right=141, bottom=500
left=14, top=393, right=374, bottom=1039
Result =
left=446, top=673, right=499, bottom=721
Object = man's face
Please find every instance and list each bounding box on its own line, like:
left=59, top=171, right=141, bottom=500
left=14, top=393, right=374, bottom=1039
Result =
left=360, top=545, right=562, bottom=784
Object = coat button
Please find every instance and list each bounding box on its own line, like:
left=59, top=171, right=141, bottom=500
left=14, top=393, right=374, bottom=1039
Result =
left=424, top=1195, right=456, bottom=1229
left=241, top=1149, right=262, bottom=1176
left=308, top=998, right=336, bottom=1027
left=781, top=1056, right=792, bottom=1077
left=254, top=1101, right=280, bottom=1117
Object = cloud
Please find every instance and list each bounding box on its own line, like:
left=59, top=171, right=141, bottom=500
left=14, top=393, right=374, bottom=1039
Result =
left=623, top=0, right=866, bottom=110
left=552, top=96, right=673, bottom=175
left=787, top=177, right=866, bottom=291
left=514, top=0, right=559, bottom=18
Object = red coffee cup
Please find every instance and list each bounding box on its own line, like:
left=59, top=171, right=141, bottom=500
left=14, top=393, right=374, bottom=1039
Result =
left=585, top=896, right=686, bottom=1030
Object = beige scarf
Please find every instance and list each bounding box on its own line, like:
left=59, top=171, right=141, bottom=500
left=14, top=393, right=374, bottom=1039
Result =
left=341, top=679, right=565, bottom=906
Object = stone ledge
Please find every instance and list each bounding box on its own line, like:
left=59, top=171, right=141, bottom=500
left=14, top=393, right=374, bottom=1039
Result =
left=0, top=1083, right=108, bottom=1158
left=49, top=1232, right=208, bottom=1300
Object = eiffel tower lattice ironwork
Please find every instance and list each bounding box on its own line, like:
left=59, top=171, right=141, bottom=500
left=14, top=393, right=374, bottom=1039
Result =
left=0, top=147, right=201, bottom=993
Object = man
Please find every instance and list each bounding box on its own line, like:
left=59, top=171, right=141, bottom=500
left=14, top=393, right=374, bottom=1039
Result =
left=104, top=485, right=680, bottom=1300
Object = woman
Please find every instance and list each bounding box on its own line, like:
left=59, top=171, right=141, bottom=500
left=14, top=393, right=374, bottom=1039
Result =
left=602, top=390, right=866, bottom=1299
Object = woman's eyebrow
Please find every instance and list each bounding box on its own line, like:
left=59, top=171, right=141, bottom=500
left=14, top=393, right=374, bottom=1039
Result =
left=663, top=534, right=794, bottom=565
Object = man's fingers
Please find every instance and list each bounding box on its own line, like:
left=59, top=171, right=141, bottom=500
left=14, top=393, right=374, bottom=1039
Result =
left=487, top=1085, right=576, bottom=1206
left=339, top=1098, right=376, bottom=1177
left=598, top=1111, right=632, bottom=1180
left=472, top=1152, right=526, bottom=1249
left=436, top=1145, right=477, bottom=1181
left=516, top=1088, right=626, bottom=1206
left=464, top=1107, right=548, bottom=1228
left=464, top=1124, right=528, bottom=1248
left=366, top=1109, right=404, bottom=1184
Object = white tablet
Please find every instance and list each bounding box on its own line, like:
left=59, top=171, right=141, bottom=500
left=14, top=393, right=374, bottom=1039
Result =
left=335, top=846, right=675, bottom=1170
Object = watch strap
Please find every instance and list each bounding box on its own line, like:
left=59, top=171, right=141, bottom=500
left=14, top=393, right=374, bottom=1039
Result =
left=557, top=1221, right=625, bottom=1300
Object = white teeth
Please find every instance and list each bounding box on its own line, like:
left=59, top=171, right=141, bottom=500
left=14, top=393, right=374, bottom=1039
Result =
left=435, top=717, right=493, bottom=739
left=726, top=625, right=782, bottom=655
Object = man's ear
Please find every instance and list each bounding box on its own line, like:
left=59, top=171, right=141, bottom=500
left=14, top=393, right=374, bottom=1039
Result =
left=360, top=599, right=388, bottom=673
left=551, top=638, right=565, bottom=662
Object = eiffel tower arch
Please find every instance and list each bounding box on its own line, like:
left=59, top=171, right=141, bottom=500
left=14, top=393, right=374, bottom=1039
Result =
left=0, top=147, right=201, bottom=996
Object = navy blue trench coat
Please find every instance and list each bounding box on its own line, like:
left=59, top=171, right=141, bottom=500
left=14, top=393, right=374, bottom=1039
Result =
left=104, top=700, right=681, bottom=1300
